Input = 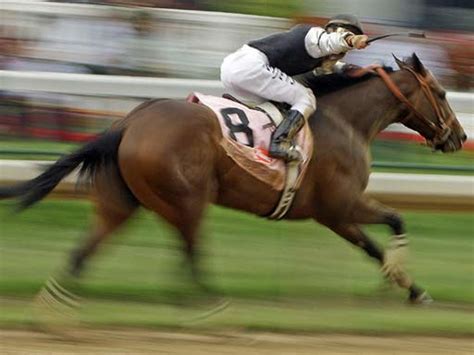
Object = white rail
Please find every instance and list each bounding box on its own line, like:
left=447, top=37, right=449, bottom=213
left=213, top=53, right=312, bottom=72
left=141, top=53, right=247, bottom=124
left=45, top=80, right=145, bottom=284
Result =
left=367, top=172, right=473, bottom=198
left=1, top=160, right=473, bottom=198
left=0, top=70, right=224, bottom=98
left=1, top=70, right=472, bottom=112
left=1, top=70, right=472, bottom=140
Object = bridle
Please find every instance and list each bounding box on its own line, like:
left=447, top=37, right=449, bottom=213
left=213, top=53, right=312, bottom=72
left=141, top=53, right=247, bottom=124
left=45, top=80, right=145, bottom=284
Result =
left=375, top=67, right=453, bottom=147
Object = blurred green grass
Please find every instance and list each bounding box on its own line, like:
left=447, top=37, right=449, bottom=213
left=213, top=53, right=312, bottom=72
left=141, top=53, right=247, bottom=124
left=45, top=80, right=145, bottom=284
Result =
left=0, top=138, right=78, bottom=160
left=0, top=200, right=473, bottom=334
left=371, top=140, right=474, bottom=171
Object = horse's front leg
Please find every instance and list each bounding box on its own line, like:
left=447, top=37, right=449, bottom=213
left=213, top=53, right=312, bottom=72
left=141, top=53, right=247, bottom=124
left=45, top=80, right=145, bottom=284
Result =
left=331, top=197, right=432, bottom=304
left=329, top=224, right=384, bottom=265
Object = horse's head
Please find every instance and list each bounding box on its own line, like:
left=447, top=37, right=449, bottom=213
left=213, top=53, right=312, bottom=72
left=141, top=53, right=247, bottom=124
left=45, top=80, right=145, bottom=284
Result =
left=392, top=53, right=467, bottom=152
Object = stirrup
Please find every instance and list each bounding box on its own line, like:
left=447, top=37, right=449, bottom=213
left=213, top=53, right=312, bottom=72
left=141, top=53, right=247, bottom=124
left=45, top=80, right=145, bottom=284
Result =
left=269, top=141, right=302, bottom=162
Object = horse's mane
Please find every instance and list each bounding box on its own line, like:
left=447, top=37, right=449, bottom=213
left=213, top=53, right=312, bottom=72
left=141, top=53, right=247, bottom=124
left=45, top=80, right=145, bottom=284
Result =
left=295, top=66, right=394, bottom=96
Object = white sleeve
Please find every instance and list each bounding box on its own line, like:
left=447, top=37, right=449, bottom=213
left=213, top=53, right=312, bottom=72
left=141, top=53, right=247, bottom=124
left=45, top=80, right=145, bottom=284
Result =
left=304, top=27, right=352, bottom=59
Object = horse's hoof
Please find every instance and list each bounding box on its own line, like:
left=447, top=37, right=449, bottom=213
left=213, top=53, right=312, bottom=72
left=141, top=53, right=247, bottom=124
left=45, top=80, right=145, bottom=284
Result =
left=182, top=298, right=231, bottom=325
left=409, top=291, right=433, bottom=305
left=31, top=277, right=82, bottom=338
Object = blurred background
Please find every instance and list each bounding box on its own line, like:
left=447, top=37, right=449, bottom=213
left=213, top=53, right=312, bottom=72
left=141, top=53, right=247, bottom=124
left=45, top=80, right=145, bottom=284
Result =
left=1, top=0, right=473, bottom=152
left=0, top=0, right=473, bottom=351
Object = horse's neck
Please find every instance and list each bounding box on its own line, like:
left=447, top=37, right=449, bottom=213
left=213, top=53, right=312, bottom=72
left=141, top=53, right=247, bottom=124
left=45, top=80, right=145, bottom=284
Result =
left=318, top=71, right=406, bottom=142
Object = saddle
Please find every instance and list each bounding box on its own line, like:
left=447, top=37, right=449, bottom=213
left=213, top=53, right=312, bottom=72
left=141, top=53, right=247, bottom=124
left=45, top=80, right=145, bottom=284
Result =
left=187, top=92, right=314, bottom=218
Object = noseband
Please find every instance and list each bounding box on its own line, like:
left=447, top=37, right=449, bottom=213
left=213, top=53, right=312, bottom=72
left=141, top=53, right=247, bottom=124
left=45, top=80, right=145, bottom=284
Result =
left=375, top=67, right=453, bottom=147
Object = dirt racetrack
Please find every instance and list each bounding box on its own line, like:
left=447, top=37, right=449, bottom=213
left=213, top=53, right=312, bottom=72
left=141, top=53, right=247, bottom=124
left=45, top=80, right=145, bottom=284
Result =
left=1, top=329, right=473, bottom=354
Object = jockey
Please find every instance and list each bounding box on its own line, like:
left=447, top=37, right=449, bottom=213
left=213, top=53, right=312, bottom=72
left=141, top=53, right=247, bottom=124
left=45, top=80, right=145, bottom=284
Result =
left=220, top=14, right=369, bottom=161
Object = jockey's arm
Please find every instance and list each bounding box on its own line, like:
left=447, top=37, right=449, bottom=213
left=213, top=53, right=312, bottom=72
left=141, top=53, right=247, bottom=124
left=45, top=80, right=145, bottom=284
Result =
left=304, top=27, right=352, bottom=58
left=305, top=27, right=369, bottom=59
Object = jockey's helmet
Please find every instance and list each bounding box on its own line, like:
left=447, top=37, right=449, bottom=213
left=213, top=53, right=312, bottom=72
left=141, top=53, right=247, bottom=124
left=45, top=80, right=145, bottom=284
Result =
left=325, top=14, right=364, bottom=35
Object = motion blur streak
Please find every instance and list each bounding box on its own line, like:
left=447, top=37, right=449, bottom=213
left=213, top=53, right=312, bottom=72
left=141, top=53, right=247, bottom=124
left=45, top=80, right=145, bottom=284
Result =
left=0, top=1, right=473, bottom=354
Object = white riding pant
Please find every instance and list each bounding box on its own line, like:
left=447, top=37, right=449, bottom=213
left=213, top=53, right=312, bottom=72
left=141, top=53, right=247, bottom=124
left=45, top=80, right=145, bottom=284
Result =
left=220, top=45, right=317, bottom=119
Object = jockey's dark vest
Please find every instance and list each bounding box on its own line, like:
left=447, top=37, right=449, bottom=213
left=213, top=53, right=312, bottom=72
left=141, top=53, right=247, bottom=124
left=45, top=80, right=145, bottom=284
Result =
left=248, top=24, right=328, bottom=76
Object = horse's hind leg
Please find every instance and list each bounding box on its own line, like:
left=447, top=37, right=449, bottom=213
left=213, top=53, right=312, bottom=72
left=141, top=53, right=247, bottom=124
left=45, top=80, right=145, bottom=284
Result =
left=121, top=164, right=212, bottom=287
left=33, top=168, right=138, bottom=332
left=174, top=195, right=210, bottom=285
left=70, top=167, right=139, bottom=277
left=70, top=201, right=137, bottom=277
left=149, top=187, right=210, bottom=287
left=33, top=196, right=136, bottom=333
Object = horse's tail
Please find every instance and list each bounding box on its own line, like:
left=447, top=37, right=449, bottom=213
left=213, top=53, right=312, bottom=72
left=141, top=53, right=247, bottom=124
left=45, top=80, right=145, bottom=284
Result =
left=0, top=129, right=124, bottom=211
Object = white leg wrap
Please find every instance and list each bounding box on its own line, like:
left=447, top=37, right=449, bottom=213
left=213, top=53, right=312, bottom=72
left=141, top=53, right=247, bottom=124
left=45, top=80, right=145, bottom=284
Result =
left=382, top=234, right=411, bottom=287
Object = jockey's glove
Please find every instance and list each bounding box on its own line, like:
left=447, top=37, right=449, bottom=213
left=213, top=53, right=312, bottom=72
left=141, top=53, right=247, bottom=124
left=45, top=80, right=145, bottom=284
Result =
left=345, top=35, right=369, bottom=49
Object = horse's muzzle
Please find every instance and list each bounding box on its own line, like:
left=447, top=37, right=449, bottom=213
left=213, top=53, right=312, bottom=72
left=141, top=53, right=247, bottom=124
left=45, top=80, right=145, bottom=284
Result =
left=434, top=129, right=467, bottom=153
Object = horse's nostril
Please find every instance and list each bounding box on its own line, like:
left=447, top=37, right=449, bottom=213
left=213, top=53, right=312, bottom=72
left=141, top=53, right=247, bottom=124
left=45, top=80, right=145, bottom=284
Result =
left=462, top=134, right=467, bottom=142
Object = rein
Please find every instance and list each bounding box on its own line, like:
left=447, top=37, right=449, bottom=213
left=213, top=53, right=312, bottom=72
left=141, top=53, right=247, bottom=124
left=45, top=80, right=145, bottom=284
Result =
left=375, top=67, right=452, bottom=146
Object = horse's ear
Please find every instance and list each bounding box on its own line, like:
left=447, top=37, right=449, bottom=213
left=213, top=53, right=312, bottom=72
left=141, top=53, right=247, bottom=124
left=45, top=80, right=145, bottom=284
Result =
left=392, top=53, right=405, bottom=70
left=410, top=53, right=427, bottom=75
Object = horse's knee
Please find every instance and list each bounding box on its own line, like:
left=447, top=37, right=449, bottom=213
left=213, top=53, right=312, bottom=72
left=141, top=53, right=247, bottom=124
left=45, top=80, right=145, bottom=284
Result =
left=329, top=223, right=384, bottom=264
left=384, top=213, right=405, bottom=235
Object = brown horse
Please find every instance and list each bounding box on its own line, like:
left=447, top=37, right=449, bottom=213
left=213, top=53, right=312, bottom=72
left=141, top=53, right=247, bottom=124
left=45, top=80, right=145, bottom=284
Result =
left=0, top=54, right=466, bottom=304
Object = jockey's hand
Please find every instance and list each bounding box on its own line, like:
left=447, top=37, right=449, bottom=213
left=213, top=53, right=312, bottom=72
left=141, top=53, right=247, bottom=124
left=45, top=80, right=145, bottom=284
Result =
left=345, top=63, right=382, bottom=78
left=364, top=63, right=383, bottom=72
left=346, top=35, right=369, bottom=49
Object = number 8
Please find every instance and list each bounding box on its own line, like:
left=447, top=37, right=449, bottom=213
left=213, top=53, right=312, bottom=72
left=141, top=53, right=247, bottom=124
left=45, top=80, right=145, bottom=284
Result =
left=220, top=107, right=254, bottom=147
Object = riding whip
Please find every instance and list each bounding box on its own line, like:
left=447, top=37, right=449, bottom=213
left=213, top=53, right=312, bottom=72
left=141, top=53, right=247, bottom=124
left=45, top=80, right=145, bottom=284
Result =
left=367, top=32, right=426, bottom=44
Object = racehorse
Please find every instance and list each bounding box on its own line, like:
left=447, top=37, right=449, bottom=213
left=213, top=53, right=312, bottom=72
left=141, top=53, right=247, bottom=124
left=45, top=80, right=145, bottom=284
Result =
left=0, top=54, right=467, bottom=304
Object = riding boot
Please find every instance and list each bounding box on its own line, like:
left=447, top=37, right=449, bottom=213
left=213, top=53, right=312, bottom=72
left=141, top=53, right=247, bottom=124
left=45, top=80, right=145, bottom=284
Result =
left=269, top=109, right=305, bottom=161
